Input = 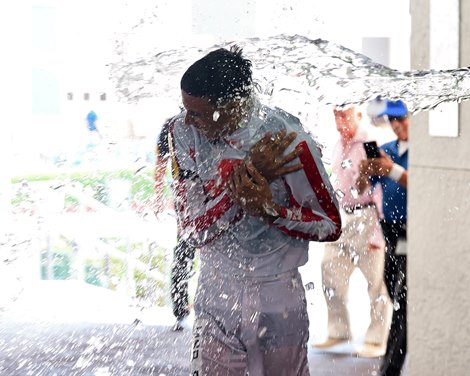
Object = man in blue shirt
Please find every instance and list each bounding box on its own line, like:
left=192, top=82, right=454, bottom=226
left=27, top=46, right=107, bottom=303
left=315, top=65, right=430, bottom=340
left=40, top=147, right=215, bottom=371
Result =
left=357, top=99, right=409, bottom=376
left=86, top=110, right=98, bottom=132
left=85, top=110, right=102, bottom=142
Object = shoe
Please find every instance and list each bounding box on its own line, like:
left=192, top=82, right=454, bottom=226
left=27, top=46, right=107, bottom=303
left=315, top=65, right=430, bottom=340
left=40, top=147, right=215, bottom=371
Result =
left=354, top=342, right=385, bottom=358
left=313, top=337, right=350, bottom=349
left=172, top=315, right=192, bottom=332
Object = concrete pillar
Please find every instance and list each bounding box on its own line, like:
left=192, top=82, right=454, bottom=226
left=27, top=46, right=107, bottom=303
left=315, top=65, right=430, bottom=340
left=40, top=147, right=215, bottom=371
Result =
left=409, top=0, right=470, bottom=374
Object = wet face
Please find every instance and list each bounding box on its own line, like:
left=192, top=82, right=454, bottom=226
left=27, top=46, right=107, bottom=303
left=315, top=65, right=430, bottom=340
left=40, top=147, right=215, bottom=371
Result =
left=333, top=107, right=361, bottom=141
left=181, top=91, right=240, bottom=141
left=390, top=117, right=409, bottom=141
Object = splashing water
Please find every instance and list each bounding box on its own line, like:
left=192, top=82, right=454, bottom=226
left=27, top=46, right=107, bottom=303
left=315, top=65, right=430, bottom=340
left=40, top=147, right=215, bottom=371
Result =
left=335, top=189, right=345, bottom=200
left=393, top=300, right=401, bottom=311
left=350, top=187, right=359, bottom=199
left=325, top=287, right=335, bottom=300
left=351, top=252, right=359, bottom=266
left=109, top=34, right=470, bottom=115
left=341, top=159, right=353, bottom=169
left=356, top=222, right=365, bottom=234
left=304, top=282, right=315, bottom=291
left=376, top=294, right=388, bottom=304
left=257, top=326, right=267, bottom=338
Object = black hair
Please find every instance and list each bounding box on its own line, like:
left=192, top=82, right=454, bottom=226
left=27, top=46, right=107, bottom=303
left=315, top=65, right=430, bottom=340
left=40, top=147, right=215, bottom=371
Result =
left=180, top=46, right=253, bottom=105
left=387, top=115, right=408, bottom=122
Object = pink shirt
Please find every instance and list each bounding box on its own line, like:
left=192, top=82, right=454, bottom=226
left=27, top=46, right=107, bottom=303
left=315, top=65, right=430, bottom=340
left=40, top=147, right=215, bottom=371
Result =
left=330, top=127, right=384, bottom=248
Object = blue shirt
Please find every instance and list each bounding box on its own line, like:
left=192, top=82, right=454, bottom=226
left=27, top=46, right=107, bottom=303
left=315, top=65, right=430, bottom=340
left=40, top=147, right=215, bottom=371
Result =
left=370, top=140, right=408, bottom=225
left=86, top=111, right=98, bottom=132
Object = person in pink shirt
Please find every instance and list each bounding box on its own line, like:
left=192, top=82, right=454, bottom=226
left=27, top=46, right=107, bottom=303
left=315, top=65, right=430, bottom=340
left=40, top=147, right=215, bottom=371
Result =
left=314, top=106, right=391, bottom=357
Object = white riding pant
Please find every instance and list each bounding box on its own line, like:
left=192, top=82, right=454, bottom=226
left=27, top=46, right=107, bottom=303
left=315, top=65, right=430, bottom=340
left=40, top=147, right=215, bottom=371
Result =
left=190, top=267, right=310, bottom=376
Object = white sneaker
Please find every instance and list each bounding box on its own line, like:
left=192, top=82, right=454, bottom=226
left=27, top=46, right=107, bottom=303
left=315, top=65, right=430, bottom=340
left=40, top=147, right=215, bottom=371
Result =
left=313, top=337, right=350, bottom=349
left=172, top=319, right=184, bottom=332
left=354, top=342, right=385, bottom=358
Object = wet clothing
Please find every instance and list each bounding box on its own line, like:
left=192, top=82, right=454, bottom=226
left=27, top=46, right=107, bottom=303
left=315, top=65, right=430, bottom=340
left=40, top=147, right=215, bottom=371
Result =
left=321, top=128, right=390, bottom=346
left=156, top=119, right=171, bottom=158
left=170, top=99, right=341, bottom=375
left=192, top=267, right=309, bottom=376
left=370, top=140, right=408, bottom=224
left=330, top=127, right=383, bottom=221
left=323, top=206, right=390, bottom=345
left=380, top=221, right=407, bottom=376
left=170, top=239, right=195, bottom=319
left=370, top=139, right=408, bottom=376
left=171, top=101, right=342, bottom=275
left=157, top=119, right=196, bottom=321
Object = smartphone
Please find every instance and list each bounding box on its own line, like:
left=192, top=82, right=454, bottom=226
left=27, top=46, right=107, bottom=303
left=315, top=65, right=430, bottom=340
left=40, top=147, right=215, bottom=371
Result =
left=363, top=141, right=381, bottom=159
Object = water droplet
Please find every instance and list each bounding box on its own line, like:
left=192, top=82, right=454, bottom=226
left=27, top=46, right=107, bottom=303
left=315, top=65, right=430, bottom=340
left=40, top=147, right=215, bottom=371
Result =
left=257, top=326, right=267, bottom=338
left=329, top=173, right=337, bottom=184
left=356, top=222, right=365, bottom=233
left=95, top=367, right=112, bottom=376
left=393, top=300, right=400, bottom=311
left=325, top=287, right=335, bottom=300
left=201, top=230, right=210, bottom=242
left=341, top=159, right=353, bottom=169
left=258, top=109, right=268, bottom=120
left=213, top=110, right=220, bottom=121
left=375, top=294, right=388, bottom=304
left=263, top=204, right=279, bottom=217
left=351, top=252, right=359, bottom=265
left=216, top=221, right=229, bottom=231
left=220, top=293, right=228, bottom=300
left=335, top=189, right=345, bottom=200
left=350, top=186, right=359, bottom=199
left=127, top=359, right=135, bottom=367
left=292, top=277, right=300, bottom=289
left=75, top=355, right=90, bottom=369
left=305, top=282, right=315, bottom=291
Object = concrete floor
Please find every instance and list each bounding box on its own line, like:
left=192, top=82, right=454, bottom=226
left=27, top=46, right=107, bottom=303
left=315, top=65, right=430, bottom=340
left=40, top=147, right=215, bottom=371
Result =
left=0, top=320, right=383, bottom=376
left=0, top=244, right=402, bottom=375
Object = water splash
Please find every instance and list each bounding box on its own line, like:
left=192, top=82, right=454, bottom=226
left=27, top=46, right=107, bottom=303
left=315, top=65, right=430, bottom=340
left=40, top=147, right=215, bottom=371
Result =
left=325, top=287, right=335, bottom=300
left=393, top=300, right=401, bottom=311
left=341, top=159, right=353, bottom=169
left=335, top=189, right=345, bottom=200
left=109, top=34, right=470, bottom=114
left=304, top=282, right=315, bottom=291
left=351, top=252, right=359, bottom=266
left=350, top=187, right=359, bottom=199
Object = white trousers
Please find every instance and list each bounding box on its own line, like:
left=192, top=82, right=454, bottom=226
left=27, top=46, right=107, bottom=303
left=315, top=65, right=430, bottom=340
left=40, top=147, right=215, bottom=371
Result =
left=190, top=267, right=310, bottom=376
left=321, top=206, right=391, bottom=345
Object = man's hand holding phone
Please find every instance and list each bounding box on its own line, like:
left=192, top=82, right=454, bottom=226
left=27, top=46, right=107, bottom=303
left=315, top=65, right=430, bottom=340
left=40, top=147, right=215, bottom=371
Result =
left=357, top=141, right=394, bottom=194
left=361, top=141, right=394, bottom=177
left=363, top=141, right=381, bottom=159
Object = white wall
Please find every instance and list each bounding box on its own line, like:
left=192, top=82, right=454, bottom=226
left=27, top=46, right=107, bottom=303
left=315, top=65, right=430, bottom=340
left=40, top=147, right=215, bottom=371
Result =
left=409, top=0, right=470, bottom=374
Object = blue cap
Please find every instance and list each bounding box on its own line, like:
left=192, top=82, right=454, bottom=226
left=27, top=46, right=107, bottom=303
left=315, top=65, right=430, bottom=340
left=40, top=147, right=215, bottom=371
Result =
left=378, top=100, right=408, bottom=118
